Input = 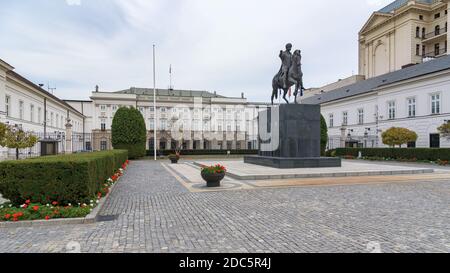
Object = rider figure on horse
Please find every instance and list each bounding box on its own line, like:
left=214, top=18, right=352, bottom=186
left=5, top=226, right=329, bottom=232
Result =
left=279, top=43, right=293, bottom=89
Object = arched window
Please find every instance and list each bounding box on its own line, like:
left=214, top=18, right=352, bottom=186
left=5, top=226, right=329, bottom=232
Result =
left=435, top=25, right=440, bottom=35
left=422, top=28, right=426, bottom=38
left=416, top=26, right=420, bottom=38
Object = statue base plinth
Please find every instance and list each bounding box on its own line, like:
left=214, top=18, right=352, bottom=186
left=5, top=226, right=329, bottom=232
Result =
left=244, top=156, right=341, bottom=169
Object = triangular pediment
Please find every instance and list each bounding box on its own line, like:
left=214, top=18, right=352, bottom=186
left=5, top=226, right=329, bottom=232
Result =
left=360, top=12, right=393, bottom=34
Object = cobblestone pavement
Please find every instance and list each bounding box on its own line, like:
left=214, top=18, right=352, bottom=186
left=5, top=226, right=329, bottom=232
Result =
left=0, top=160, right=449, bottom=253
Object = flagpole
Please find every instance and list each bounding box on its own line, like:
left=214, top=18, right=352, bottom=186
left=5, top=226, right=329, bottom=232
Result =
left=153, top=44, right=157, bottom=161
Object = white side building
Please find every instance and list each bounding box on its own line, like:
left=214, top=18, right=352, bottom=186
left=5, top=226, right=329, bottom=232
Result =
left=0, top=58, right=85, bottom=159
left=301, top=55, right=450, bottom=149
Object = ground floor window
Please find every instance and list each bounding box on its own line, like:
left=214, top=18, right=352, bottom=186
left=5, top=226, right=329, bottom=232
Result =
left=85, top=141, right=92, bottom=151
left=160, top=141, right=166, bottom=150
left=149, top=139, right=155, bottom=150
left=407, top=141, right=416, bottom=148
left=227, top=141, right=233, bottom=150
left=430, top=134, right=440, bottom=148
left=100, top=140, right=107, bottom=151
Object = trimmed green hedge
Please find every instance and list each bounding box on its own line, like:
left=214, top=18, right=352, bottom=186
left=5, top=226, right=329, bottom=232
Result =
left=146, top=149, right=259, bottom=156
left=335, top=148, right=450, bottom=161
left=0, top=150, right=128, bottom=206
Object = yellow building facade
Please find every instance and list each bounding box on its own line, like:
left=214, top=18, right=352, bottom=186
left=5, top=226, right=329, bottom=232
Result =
left=359, top=0, right=450, bottom=78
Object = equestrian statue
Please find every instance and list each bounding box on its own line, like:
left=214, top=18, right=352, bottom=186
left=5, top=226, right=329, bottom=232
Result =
left=271, top=43, right=305, bottom=105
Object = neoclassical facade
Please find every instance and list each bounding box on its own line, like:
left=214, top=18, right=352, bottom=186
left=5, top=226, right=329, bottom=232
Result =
left=359, top=0, right=450, bottom=79
left=66, top=88, right=267, bottom=152
left=0, top=59, right=85, bottom=159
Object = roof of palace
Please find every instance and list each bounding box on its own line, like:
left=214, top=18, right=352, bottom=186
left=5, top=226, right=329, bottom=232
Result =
left=378, top=0, right=435, bottom=13
left=302, top=55, right=450, bottom=105
left=114, top=88, right=227, bottom=98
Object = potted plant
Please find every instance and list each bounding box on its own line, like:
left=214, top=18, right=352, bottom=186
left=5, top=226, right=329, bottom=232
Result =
left=201, top=164, right=226, bottom=187
left=168, top=152, right=180, bottom=164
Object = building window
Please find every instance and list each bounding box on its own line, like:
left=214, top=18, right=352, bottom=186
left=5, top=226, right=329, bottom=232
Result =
left=422, top=28, right=426, bottom=39
left=342, top=111, right=348, bottom=126
left=435, top=43, right=440, bottom=56
left=422, top=45, right=426, bottom=56
left=85, top=141, right=92, bottom=151
left=435, top=25, right=440, bottom=36
left=30, top=105, right=34, bottom=122
left=56, top=114, right=59, bottom=128
left=5, top=95, right=10, bottom=117
left=357, top=108, right=364, bottom=125
left=160, top=119, right=167, bottom=130
left=149, top=119, right=155, bottom=130
left=388, top=101, right=396, bottom=120
left=419, top=15, right=424, bottom=20
left=100, top=105, right=106, bottom=111
left=435, top=13, right=440, bottom=19
left=101, top=119, right=106, bottom=131
left=61, top=116, right=65, bottom=128
left=160, top=107, right=166, bottom=113
left=19, top=100, right=24, bottom=120
left=100, top=140, right=108, bottom=151
left=416, top=27, right=420, bottom=38
left=430, top=134, right=440, bottom=148
left=407, top=98, right=416, bottom=118
left=112, top=105, right=117, bottom=111
left=431, top=93, right=441, bottom=114
left=329, top=114, right=334, bottom=128
left=50, top=112, right=54, bottom=127
left=416, top=44, right=420, bottom=56
left=37, top=107, right=42, bottom=124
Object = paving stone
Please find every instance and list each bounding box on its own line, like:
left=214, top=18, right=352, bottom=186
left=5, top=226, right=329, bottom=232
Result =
left=0, top=160, right=449, bottom=253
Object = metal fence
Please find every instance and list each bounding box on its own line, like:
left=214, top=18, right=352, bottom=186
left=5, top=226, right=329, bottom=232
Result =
left=327, top=135, right=380, bottom=150
left=1, top=132, right=94, bottom=161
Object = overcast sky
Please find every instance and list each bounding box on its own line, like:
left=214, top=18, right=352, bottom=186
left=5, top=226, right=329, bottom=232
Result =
left=0, top=0, right=393, bottom=102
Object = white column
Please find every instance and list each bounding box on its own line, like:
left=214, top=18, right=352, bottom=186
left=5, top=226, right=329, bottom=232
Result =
left=447, top=3, right=450, bottom=54
left=65, top=120, right=73, bottom=154
left=0, top=69, right=6, bottom=122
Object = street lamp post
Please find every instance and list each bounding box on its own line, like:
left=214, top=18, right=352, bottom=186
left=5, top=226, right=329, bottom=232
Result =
left=153, top=45, right=157, bottom=161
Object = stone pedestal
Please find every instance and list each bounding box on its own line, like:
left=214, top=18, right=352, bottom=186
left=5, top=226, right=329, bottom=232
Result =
left=244, top=104, right=341, bottom=169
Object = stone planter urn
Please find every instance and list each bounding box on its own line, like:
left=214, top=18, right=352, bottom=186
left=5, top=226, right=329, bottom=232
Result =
left=201, top=172, right=225, bottom=187
left=168, top=154, right=180, bottom=164
left=200, top=164, right=227, bottom=187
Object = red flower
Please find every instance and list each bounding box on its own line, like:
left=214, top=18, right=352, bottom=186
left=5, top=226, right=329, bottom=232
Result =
left=52, top=201, right=58, bottom=206
left=25, top=200, right=31, bottom=204
left=4, top=214, right=11, bottom=220
left=32, top=205, right=39, bottom=212
left=45, top=216, right=51, bottom=221
left=17, top=212, right=24, bottom=217
left=13, top=217, right=18, bottom=222
left=22, top=204, right=28, bottom=209
left=97, top=192, right=102, bottom=198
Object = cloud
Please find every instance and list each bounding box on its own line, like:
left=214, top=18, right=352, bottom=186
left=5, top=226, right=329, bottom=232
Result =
left=0, top=0, right=384, bottom=102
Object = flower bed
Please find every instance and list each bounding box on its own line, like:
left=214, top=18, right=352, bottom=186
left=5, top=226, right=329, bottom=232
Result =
left=0, top=159, right=129, bottom=222
left=200, top=164, right=227, bottom=175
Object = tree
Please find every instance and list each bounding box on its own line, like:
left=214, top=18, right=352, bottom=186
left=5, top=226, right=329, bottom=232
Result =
left=0, top=122, right=8, bottom=147
left=437, top=122, right=450, bottom=139
left=111, top=107, right=146, bottom=159
left=382, top=127, right=418, bottom=148
left=3, top=125, right=38, bottom=160
left=320, top=114, right=328, bottom=156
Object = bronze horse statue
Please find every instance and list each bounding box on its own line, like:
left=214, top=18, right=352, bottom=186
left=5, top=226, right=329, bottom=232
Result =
left=271, top=49, right=305, bottom=105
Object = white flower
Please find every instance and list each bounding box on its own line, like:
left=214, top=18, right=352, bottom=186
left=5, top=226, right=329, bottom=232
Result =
left=0, top=205, right=3, bottom=209
left=90, top=204, right=94, bottom=207
left=68, top=203, right=72, bottom=206
left=9, top=204, right=12, bottom=208
left=46, top=204, right=50, bottom=207
left=96, top=200, right=99, bottom=204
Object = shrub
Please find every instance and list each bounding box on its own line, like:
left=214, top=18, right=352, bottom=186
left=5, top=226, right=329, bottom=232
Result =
left=320, top=114, right=328, bottom=156
left=382, top=127, right=418, bottom=148
left=437, top=122, right=450, bottom=139
left=111, top=107, right=146, bottom=159
left=335, top=148, right=450, bottom=162
left=0, top=150, right=128, bottom=206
